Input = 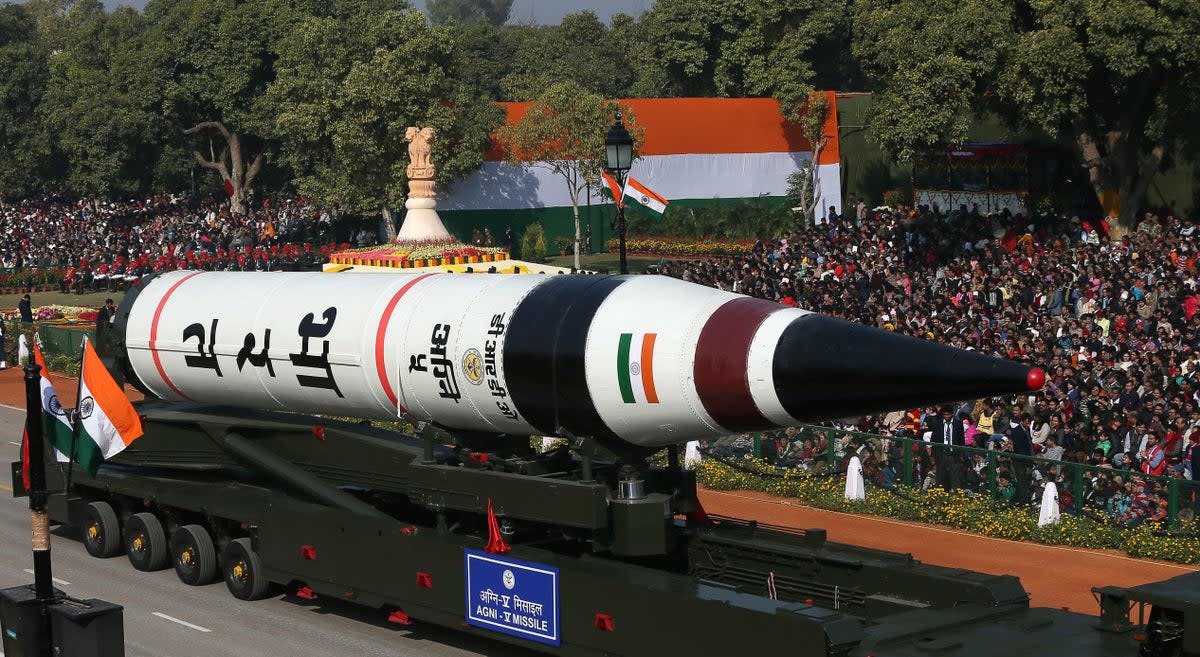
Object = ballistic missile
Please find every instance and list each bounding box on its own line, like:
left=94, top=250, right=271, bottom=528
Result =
left=119, top=271, right=1044, bottom=448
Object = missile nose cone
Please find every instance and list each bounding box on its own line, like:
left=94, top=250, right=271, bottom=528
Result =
left=772, top=314, right=1041, bottom=422
left=1027, top=367, right=1046, bottom=391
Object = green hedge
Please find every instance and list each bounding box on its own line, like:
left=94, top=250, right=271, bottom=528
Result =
left=697, top=457, right=1200, bottom=564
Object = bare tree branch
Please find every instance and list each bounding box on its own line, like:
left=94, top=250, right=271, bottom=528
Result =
left=183, top=120, right=233, bottom=143
left=244, top=153, right=264, bottom=190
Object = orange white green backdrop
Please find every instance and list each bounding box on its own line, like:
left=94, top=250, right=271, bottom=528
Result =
left=434, top=95, right=842, bottom=248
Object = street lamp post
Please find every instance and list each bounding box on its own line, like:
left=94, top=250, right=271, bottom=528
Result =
left=604, top=112, right=634, bottom=275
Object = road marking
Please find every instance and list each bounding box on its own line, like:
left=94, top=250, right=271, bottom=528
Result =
left=8, top=442, right=19, bottom=446
left=0, top=483, right=11, bottom=493
left=0, top=403, right=23, bottom=412
left=152, top=612, right=212, bottom=633
left=22, top=570, right=69, bottom=586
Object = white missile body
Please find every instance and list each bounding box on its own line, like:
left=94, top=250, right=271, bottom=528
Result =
left=122, top=270, right=1040, bottom=448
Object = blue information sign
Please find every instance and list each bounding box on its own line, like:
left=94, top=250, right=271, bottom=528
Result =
left=464, top=549, right=560, bottom=646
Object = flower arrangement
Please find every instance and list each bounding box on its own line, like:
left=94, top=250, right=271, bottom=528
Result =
left=328, top=239, right=509, bottom=268
left=606, top=235, right=755, bottom=257
left=30, top=305, right=98, bottom=324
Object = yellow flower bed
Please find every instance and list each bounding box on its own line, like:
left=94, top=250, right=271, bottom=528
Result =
left=607, top=235, right=755, bottom=257
left=696, top=458, right=1200, bottom=564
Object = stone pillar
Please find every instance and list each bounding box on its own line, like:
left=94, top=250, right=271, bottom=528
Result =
left=397, top=126, right=452, bottom=242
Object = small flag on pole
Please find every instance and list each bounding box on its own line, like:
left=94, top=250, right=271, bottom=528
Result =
left=72, top=337, right=143, bottom=476
left=622, top=176, right=669, bottom=216
left=600, top=171, right=624, bottom=208
left=26, top=340, right=73, bottom=482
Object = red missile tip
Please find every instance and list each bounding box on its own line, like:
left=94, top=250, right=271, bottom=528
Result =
left=1026, top=367, right=1046, bottom=391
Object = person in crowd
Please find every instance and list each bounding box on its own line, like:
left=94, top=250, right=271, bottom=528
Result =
left=0, top=195, right=358, bottom=290
left=18, top=294, right=32, bottom=323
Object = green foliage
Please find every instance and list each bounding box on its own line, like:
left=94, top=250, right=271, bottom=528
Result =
left=882, top=189, right=908, bottom=209
left=446, top=21, right=518, bottom=100
left=499, top=12, right=637, bottom=101
left=499, top=80, right=639, bottom=182
left=144, top=0, right=280, bottom=135
left=0, top=269, right=65, bottom=289
left=639, top=0, right=851, bottom=119
left=265, top=6, right=502, bottom=217
left=553, top=236, right=573, bottom=254
left=625, top=198, right=794, bottom=240
left=519, top=222, right=546, bottom=262
left=39, top=3, right=173, bottom=197
left=45, top=352, right=80, bottom=378
left=426, top=0, right=513, bottom=26
left=852, top=0, right=1200, bottom=226
left=0, top=3, right=52, bottom=198
left=499, top=80, right=642, bottom=269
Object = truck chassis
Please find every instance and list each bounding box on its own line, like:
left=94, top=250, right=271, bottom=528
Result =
left=16, top=402, right=1196, bottom=657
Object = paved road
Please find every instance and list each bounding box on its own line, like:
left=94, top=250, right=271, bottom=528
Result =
left=0, top=404, right=532, bottom=657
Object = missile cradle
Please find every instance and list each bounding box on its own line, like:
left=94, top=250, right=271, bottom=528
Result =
left=122, top=270, right=1044, bottom=446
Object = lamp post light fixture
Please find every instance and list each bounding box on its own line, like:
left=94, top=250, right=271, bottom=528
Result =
left=604, top=111, right=634, bottom=275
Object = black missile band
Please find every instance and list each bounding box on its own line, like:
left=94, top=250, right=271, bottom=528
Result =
left=504, top=276, right=628, bottom=438
left=772, top=314, right=1038, bottom=421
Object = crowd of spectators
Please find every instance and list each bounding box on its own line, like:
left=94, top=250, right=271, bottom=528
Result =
left=0, top=195, right=370, bottom=291
left=671, top=200, right=1200, bottom=524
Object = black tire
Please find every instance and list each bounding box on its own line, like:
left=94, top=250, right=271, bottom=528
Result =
left=124, top=512, right=169, bottom=571
left=170, top=524, right=217, bottom=586
left=221, top=537, right=270, bottom=601
left=83, top=501, right=122, bottom=558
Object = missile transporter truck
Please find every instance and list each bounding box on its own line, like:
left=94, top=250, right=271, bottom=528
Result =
left=14, top=271, right=1199, bottom=656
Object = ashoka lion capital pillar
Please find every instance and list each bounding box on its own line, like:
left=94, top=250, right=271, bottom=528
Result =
left=396, top=126, right=453, bottom=242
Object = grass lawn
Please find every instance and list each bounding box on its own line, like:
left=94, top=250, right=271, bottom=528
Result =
left=546, top=253, right=674, bottom=274
left=0, top=290, right=122, bottom=312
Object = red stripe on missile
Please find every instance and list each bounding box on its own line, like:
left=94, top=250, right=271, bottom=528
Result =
left=375, top=273, right=437, bottom=411
left=149, top=271, right=206, bottom=401
left=694, top=297, right=782, bottom=432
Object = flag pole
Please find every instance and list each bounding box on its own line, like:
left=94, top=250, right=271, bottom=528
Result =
left=23, top=351, right=56, bottom=611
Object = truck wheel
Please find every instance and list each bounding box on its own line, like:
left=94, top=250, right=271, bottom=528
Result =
left=124, top=512, right=169, bottom=571
left=170, top=525, right=217, bottom=586
left=222, top=537, right=270, bottom=601
left=83, top=501, right=122, bottom=558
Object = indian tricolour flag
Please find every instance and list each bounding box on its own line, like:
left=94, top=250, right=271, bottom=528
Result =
left=23, top=339, right=73, bottom=489
left=622, top=177, right=669, bottom=216
left=600, top=171, right=624, bottom=208
left=617, top=333, right=660, bottom=404
left=73, top=337, right=143, bottom=476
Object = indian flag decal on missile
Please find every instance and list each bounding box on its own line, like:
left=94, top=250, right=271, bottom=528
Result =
left=617, top=333, right=659, bottom=404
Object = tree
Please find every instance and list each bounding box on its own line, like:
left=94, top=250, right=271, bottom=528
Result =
left=265, top=4, right=501, bottom=240
left=0, top=3, right=52, bottom=199
left=142, top=0, right=290, bottom=214
left=853, top=0, right=1200, bottom=231
left=445, top=20, right=519, bottom=101
left=499, top=12, right=636, bottom=101
left=426, top=0, right=513, bottom=26
left=39, top=2, right=172, bottom=198
left=786, top=91, right=831, bottom=225
left=498, top=80, right=642, bottom=270
left=640, top=0, right=850, bottom=119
